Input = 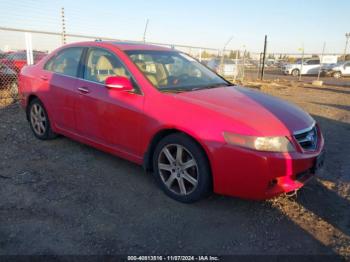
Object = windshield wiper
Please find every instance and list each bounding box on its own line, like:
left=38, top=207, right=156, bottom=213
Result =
left=191, top=83, right=231, bottom=91
left=159, top=87, right=190, bottom=93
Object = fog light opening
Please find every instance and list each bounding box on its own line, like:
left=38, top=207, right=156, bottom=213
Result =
left=285, top=190, right=298, bottom=198
left=268, top=179, right=278, bottom=189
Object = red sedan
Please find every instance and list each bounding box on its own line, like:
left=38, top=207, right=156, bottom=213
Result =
left=1, top=51, right=47, bottom=74
left=18, top=41, right=324, bottom=202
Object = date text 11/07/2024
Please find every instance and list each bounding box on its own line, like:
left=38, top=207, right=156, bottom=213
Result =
left=127, top=255, right=220, bottom=261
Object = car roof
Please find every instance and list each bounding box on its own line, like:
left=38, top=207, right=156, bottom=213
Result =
left=64, top=41, right=173, bottom=52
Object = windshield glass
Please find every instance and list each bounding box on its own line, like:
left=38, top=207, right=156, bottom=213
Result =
left=126, top=50, right=229, bottom=92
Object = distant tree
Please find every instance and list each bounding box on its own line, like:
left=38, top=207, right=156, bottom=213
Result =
left=201, top=50, right=211, bottom=59
left=228, top=50, right=234, bottom=59
left=287, top=57, right=296, bottom=63
left=268, top=53, right=275, bottom=59
left=229, top=50, right=240, bottom=59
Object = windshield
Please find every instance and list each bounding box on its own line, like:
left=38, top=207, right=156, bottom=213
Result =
left=126, top=50, right=229, bottom=92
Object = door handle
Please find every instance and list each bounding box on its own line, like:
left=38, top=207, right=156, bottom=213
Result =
left=78, top=87, right=90, bottom=94
left=40, top=75, right=48, bottom=81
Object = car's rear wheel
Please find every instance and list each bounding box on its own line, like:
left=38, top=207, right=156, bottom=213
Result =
left=152, top=133, right=212, bottom=203
left=28, top=98, right=57, bottom=140
left=291, top=69, right=300, bottom=77
left=333, top=71, right=342, bottom=79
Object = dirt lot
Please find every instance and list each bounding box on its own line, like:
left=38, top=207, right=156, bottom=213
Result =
left=0, top=81, right=349, bottom=258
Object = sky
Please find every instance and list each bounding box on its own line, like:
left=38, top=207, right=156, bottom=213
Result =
left=0, top=0, right=350, bottom=54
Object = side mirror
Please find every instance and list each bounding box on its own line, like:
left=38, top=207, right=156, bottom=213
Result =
left=105, top=76, right=134, bottom=92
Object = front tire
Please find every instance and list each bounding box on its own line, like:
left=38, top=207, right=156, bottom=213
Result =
left=152, top=133, right=212, bottom=203
left=333, top=71, right=342, bottom=79
left=291, top=69, right=300, bottom=77
left=27, top=98, right=57, bottom=140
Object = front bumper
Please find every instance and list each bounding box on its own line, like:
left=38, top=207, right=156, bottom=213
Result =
left=282, top=68, right=292, bottom=75
left=209, top=134, right=324, bottom=200
left=321, top=69, right=334, bottom=76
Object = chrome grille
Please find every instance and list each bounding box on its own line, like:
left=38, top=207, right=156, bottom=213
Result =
left=294, top=125, right=318, bottom=151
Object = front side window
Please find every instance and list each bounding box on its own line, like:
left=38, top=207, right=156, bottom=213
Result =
left=126, top=50, right=229, bottom=92
left=84, top=48, right=131, bottom=84
left=7, top=52, right=27, bottom=60
left=44, top=47, right=83, bottom=77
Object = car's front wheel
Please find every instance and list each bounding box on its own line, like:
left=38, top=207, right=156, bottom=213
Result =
left=27, top=98, right=57, bottom=140
left=153, top=133, right=212, bottom=203
left=291, top=69, right=300, bottom=77
left=333, top=71, right=342, bottom=79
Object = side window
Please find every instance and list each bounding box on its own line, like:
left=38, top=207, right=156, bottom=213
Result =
left=306, top=60, right=319, bottom=65
left=84, top=48, right=131, bottom=83
left=44, top=47, right=83, bottom=77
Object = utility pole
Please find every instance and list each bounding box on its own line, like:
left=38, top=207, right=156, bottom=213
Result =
left=143, top=19, right=149, bottom=43
left=299, top=44, right=304, bottom=81
left=61, top=7, right=66, bottom=45
left=220, top=35, right=234, bottom=76
left=242, top=48, right=246, bottom=81
left=317, top=42, right=326, bottom=81
left=344, top=33, right=350, bottom=61
left=260, top=35, right=267, bottom=80
left=234, top=49, right=239, bottom=82
left=257, top=52, right=262, bottom=79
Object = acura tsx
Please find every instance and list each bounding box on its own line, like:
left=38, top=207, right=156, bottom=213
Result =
left=19, top=41, right=324, bottom=203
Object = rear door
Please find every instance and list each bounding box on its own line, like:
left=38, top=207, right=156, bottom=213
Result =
left=303, top=59, right=320, bottom=74
left=75, top=47, right=144, bottom=157
left=42, top=47, right=84, bottom=133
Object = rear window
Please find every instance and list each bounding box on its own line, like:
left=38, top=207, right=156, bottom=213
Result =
left=44, top=47, right=83, bottom=77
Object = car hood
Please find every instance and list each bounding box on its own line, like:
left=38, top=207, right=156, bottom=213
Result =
left=175, top=86, right=314, bottom=136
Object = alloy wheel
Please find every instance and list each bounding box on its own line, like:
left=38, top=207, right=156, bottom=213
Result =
left=158, top=144, right=199, bottom=195
left=292, top=69, right=299, bottom=77
left=333, top=72, right=341, bottom=79
left=30, top=103, right=47, bottom=136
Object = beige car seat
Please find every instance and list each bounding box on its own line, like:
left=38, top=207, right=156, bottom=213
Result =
left=134, top=60, right=159, bottom=87
left=95, top=55, right=128, bottom=82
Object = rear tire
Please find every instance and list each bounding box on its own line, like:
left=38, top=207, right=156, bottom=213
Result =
left=291, top=69, right=300, bottom=77
left=152, top=133, right=212, bottom=203
left=27, top=98, right=57, bottom=140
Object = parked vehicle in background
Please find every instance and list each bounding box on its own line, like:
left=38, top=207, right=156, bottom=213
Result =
left=207, top=58, right=238, bottom=77
left=0, top=51, right=47, bottom=74
left=265, top=59, right=276, bottom=67
left=0, top=63, right=17, bottom=89
left=282, top=58, right=321, bottom=76
left=321, top=61, right=350, bottom=78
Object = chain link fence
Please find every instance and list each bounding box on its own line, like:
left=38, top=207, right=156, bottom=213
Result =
left=1, top=27, right=348, bottom=109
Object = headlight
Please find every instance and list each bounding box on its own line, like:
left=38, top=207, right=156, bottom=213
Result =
left=223, top=132, right=295, bottom=152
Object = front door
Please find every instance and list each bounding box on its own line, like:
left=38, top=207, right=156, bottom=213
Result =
left=75, top=47, right=144, bottom=157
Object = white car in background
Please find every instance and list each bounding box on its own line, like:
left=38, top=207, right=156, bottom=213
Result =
left=207, top=58, right=238, bottom=78
left=282, top=58, right=321, bottom=76
left=326, top=61, right=350, bottom=78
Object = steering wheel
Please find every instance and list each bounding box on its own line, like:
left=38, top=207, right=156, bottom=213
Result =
left=169, top=74, right=191, bottom=85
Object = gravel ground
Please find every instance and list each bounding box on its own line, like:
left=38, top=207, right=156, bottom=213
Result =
left=0, top=82, right=349, bottom=258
